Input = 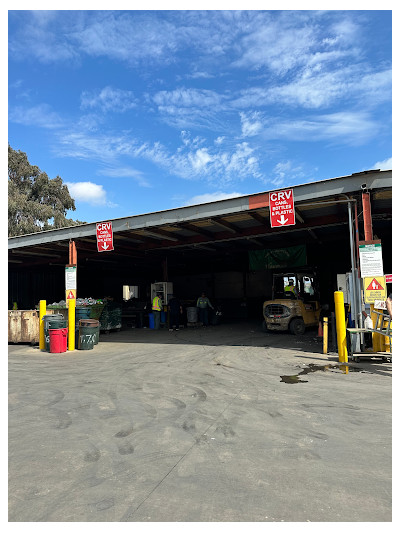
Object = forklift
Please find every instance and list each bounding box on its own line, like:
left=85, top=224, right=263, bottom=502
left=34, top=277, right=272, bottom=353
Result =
left=262, top=269, right=321, bottom=335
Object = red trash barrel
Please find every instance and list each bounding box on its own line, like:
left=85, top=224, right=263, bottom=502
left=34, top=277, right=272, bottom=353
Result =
left=49, top=328, right=68, bottom=353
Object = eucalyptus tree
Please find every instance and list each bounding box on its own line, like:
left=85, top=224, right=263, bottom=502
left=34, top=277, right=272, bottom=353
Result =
left=8, top=145, right=85, bottom=237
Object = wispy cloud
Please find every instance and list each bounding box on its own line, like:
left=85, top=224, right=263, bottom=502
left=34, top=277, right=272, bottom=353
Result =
left=271, top=161, right=307, bottom=187
left=240, top=111, right=263, bottom=137
left=9, top=104, right=63, bottom=129
left=262, top=111, right=378, bottom=146
left=98, top=166, right=152, bottom=188
left=151, top=87, right=229, bottom=130
left=184, top=191, right=244, bottom=206
left=80, top=86, right=137, bottom=113
left=233, top=21, right=316, bottom=75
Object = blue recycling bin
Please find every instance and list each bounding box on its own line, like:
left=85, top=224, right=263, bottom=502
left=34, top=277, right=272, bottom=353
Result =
left=148, top=313, right=154, bottom=329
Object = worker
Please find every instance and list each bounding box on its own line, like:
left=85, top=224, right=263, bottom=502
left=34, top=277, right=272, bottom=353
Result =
left=197, top=292, right=214, bottom=327
left=284, top=279, right=298, bottom=297
left=152, top=292, right=163, bottom=330
left=386, top=293, right=392, bottom=319
left=168, top=294, right=183, bottom=331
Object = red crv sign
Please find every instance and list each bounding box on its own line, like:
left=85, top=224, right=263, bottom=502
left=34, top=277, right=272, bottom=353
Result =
left=269, top=189, right=296, bottom=228
left=96, top=222, right=114, bottom=252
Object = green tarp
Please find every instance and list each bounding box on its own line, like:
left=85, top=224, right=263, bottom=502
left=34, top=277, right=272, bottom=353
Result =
left=249, top=244, right=307, bottom=270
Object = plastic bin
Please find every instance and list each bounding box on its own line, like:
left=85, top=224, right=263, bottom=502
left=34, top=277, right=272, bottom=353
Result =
left=43, top=314, right=66, bottom=351
left=78, top=319, right=99, bottom=350
left=148, top=313, right=154, bottom=329
left=187, top=307, right=198, bottom=323
left=49, top=328, right=68, bottom=353
left=79, top=319, right=100, bottom=345
left=76, top=308, right=91, bottom=323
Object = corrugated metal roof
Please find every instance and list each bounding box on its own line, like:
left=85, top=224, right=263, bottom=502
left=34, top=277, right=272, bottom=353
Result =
left=8, top=170, right=392, bottom=269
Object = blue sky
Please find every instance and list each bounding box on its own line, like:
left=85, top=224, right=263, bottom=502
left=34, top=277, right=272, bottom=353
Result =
left=8, top=8, right=392, bottom=224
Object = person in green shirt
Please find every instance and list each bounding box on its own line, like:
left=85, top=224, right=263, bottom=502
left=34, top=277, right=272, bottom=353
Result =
left=197, top=292, right=214, bottom=326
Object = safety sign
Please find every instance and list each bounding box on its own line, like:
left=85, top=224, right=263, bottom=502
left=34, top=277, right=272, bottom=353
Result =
left=359, top=243, right=383, bottom=278
left=96, top=222, right=114, bottom=252
left=269, top=189, right=295, bottom=228
left=363, top=276, right=387, bottom=304
left=65, top=266, right=76, bottom=290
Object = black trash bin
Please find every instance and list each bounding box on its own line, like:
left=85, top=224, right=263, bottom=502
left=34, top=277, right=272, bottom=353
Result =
left=78, top=319, right=99, bottom=350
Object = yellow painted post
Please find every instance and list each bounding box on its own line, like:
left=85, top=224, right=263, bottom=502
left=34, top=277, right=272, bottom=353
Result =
left=334, top=291, right=348, bottom=363
left=68, top=298, right=76, bottom=351
left=39, top=300, right=46, bottom=350
left=323, top=316, right=328, bottom=354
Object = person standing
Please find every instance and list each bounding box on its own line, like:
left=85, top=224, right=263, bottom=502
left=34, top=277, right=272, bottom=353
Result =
left=168, top=295, right=182, bottom=331
left=386, top=294, right=392, bottom=319
left=284, top=279, right=298, bottom=297
left=152, top=292, right=163, bottom=329
left=197, top=292, right=214, bottom=326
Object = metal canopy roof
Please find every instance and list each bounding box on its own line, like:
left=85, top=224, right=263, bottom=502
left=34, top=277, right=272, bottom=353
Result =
left=8, top=170, right=392, bottom=270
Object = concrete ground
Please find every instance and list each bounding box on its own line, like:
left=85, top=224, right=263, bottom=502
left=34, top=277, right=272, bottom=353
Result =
left=8, top=320, right=392, bottom=522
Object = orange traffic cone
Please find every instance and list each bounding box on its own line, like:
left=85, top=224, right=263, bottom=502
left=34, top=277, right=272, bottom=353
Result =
left=317, top=322, right=323, bottom=337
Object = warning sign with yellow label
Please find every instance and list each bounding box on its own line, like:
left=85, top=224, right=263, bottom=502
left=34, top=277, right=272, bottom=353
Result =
left=363, top=276, right=387, bottom=303
left=65, top=289, right=76, bottom=306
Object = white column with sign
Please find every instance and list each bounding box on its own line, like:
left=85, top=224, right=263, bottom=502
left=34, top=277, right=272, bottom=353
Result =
left=65, top=266, right=77, bottom=307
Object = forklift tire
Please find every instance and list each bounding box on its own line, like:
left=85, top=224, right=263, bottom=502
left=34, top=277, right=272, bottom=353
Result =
left=289, top=318, right=305, bottom=335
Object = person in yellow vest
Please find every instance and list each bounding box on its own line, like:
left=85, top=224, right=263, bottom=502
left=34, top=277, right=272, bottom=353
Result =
left=197, top=292, right=214, bottom=326
left=152, top=293, right=163, bottom=329
left=284, top=279, right=298, bottom=297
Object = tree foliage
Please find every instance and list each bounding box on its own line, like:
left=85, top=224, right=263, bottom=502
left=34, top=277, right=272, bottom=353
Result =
left=8, top=145, right=85, bottom=237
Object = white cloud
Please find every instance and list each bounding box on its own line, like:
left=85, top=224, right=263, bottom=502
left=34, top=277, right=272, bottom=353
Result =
left=232, top=66, right=391, bottom=111
left=65, top=181, right=115, bottom=206
left=263, top=111, right=378, bottom=146
left=234, top=23, right=316, bottom=75
left=153, top=87, right=223, bottom=108
left=185, top=191, right=243, bottom=206
left=9, top=104, right=62, bottom=129
left=372, top=158, right=392, bottom=171
left=188, top=149, right=213, bottom=172
left=271, top=161, right=306, bottom=187
left=98, top=167, right=152, bottom=188
left=240, top=111, right=263, bottom=137
left=80, top=86, right=137, bottom=113
left=128, top=137, right=261, bottom=183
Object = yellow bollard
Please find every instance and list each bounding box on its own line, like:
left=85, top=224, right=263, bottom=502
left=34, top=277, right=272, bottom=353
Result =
left=323, top=316, right=328, bottom=354
left=334, top=291, right=348, bottom=363
left=39, top=300, right=46, bottom=350
left=68, top=299, right=76, bottom=351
